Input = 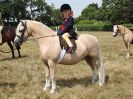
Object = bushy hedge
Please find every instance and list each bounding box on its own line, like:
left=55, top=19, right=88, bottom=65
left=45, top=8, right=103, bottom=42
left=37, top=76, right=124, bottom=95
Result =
left=78, top=19, right=97, bottom=24
left=121, top=24, right=133, bottom=28
left=75, top=20, right=113, bottom=31
left=51, top=24, right=113, bottom=31
left=50, top=21, right=133, bottom=32
left=76, top=24, right=113, bottom=31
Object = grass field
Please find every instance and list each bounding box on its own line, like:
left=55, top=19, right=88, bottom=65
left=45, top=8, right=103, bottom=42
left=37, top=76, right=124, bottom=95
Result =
left=0, top=31, right=133, bottom=99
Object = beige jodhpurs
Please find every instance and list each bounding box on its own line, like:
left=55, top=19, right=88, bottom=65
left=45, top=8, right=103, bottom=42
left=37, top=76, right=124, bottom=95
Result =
left=62, top=33, right=73, bottom=47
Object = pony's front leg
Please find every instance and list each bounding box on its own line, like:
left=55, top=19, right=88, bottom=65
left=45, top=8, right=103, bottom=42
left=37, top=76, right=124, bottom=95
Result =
left=43, top=65, right=50, bottom=91
left=48, top=59, right=56, bottom=94
left=42, top=60, right=51, bottom=91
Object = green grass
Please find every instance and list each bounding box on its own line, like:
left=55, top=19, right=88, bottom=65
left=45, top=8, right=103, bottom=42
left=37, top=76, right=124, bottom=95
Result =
left=0, top=31, right=133, bottom=99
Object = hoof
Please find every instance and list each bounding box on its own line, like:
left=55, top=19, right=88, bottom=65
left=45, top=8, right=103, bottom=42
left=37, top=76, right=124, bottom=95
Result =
left=12, top=56, right=15, bottom=58
left=50, top=89, right=56, bottom=94
left=91, top=80, right=96, bottom=83
left=99, top=81, right=105, bottom=86
left=43, top=87, right=49, bottom=91
left=99, top=83, right=104, bottom=86
left=91, top=77, right=97, bottom=83
left=126, top=53, right=130, bottom=59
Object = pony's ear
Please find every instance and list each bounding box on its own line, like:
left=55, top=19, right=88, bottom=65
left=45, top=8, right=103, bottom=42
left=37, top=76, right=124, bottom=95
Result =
left=20, top=20, right=25, bottom=26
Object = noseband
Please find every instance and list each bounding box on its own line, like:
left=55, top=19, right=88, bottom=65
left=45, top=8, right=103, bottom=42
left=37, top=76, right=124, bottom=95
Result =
left=115, top=25, right=120, bottom=35
left=16, top=21, right=58, bottom=42
left=16, top=20, right=28, bottom=43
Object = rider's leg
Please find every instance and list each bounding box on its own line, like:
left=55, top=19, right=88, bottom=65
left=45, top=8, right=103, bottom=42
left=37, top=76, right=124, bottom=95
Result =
left=62, top=33, right=73, bottom=47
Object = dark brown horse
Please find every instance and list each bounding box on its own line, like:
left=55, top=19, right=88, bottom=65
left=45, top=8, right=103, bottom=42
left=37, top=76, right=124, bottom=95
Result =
left=1, top=26, right=21, bottom=58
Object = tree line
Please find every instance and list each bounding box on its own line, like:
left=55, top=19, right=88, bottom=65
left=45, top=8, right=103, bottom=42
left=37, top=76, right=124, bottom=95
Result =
left=0, top=0, right=62, bottom=26
left=77, top=0, right=133, bottom=24
left=0, top=0, right=133, bottom=27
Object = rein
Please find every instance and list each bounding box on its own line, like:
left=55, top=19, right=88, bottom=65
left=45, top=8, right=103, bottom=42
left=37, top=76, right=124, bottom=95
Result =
left=18, top=21, right=58, bottom=42
left=0, top=35, right=57, bottom=53
left=0, top=48, right=17, bottom=53
left=26, top=35, right=58, bottom=41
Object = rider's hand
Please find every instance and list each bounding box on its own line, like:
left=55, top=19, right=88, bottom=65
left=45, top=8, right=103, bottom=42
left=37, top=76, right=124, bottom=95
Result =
left=57, top=30, right=62, bottom=35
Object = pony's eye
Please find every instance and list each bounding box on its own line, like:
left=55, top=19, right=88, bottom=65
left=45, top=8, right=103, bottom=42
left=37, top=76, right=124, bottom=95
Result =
left=19, top=26, right=25, bottom=32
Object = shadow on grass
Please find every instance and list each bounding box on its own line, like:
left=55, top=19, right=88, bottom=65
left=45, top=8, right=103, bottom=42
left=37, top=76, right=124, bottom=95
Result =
left=0, top=55, right=28, bottom=61
left=0, top=82, right=17, bottom=88
left=56, top=76, right=93, bottom=88
left=56, top=75, right=109, bottom=88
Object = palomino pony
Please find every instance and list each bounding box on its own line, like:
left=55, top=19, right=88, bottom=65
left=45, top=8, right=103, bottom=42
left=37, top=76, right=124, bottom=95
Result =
left=1, top=26, right=21, bottom=58
left=113, top=25, right=133, bottom=58
left=14, top=20, right=105, bottom=93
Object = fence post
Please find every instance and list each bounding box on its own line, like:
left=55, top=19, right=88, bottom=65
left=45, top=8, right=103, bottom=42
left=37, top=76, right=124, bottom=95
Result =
left=75, top=26, right=78, bottom=32
left=56, top=26, right=58, bottom=32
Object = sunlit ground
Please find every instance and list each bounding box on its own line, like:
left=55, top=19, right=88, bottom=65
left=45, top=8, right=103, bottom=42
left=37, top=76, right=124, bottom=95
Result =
left=0, top=31, right=133, bottom=99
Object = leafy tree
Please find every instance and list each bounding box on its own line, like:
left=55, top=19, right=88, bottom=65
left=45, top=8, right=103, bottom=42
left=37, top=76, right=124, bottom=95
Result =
left=128, top=0, right=133, bottom=22
left=0, top=0, right=12, bottom=25
left=0, top=0, right=62, bottom=26
left=11, top=0, right=28, bottom=21
left=25, top=0, right=61, bottom=26
left=76, top=0, right=129, bottom=24
left=0, top=0, right=28, bottom=26
left=0, top=13, right=3, bottom=25
left=47, top=4, right=62, bottom=26
left=102, top=0, right=128, bottom=24
left=81, top=3, right=99, bottom=20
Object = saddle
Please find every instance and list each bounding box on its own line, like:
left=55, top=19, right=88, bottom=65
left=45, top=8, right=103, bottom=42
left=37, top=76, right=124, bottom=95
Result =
left=129, top=28, right=133, bottom=32
left=59, top=35, right=77, bottom=53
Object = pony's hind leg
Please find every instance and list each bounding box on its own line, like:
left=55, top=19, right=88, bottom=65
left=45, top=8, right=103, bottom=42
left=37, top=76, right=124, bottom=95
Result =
left=85, top=56, right=97, bottom=83
left=7, top=41, right=15, bottom=58
left=94, top=54, right=105, bottom=86
left=85, top=53, right=105, bottom=86
left=98, top=61, right=105, bottom=86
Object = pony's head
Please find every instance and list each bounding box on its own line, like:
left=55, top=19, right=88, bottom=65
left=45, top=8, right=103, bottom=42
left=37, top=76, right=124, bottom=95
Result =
left=113, top=25, right=119, bottom=37
left=14, top=20, right=29, bottom=47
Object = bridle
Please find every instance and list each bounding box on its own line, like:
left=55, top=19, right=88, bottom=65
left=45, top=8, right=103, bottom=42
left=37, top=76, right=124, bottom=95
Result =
left=115, top=25, right=131, bottom=48
left=116, top=25, right=131, bottom=36
left=16, top=21, right=57, bottom=42
left=16, top=20, right=28, bottom=43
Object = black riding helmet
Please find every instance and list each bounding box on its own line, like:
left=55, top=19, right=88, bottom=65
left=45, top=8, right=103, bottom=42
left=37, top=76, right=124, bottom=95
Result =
left=60, top=4, right=71, bottom=12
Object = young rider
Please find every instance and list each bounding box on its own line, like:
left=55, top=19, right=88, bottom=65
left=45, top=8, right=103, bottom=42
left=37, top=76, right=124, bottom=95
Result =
left=57, top=4, right=78, bottom=52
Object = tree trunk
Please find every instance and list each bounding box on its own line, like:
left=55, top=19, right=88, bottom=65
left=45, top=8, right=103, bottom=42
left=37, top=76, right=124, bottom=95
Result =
left=128, top=0, right=133, bottom=22
left=0, top=13, right=4, bottom=26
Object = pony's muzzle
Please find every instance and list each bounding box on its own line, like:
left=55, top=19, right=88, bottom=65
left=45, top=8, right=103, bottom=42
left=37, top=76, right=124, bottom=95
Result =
left=14, top=37, right=22, bottom=48
left=113, top=32, right=117, bottom=37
